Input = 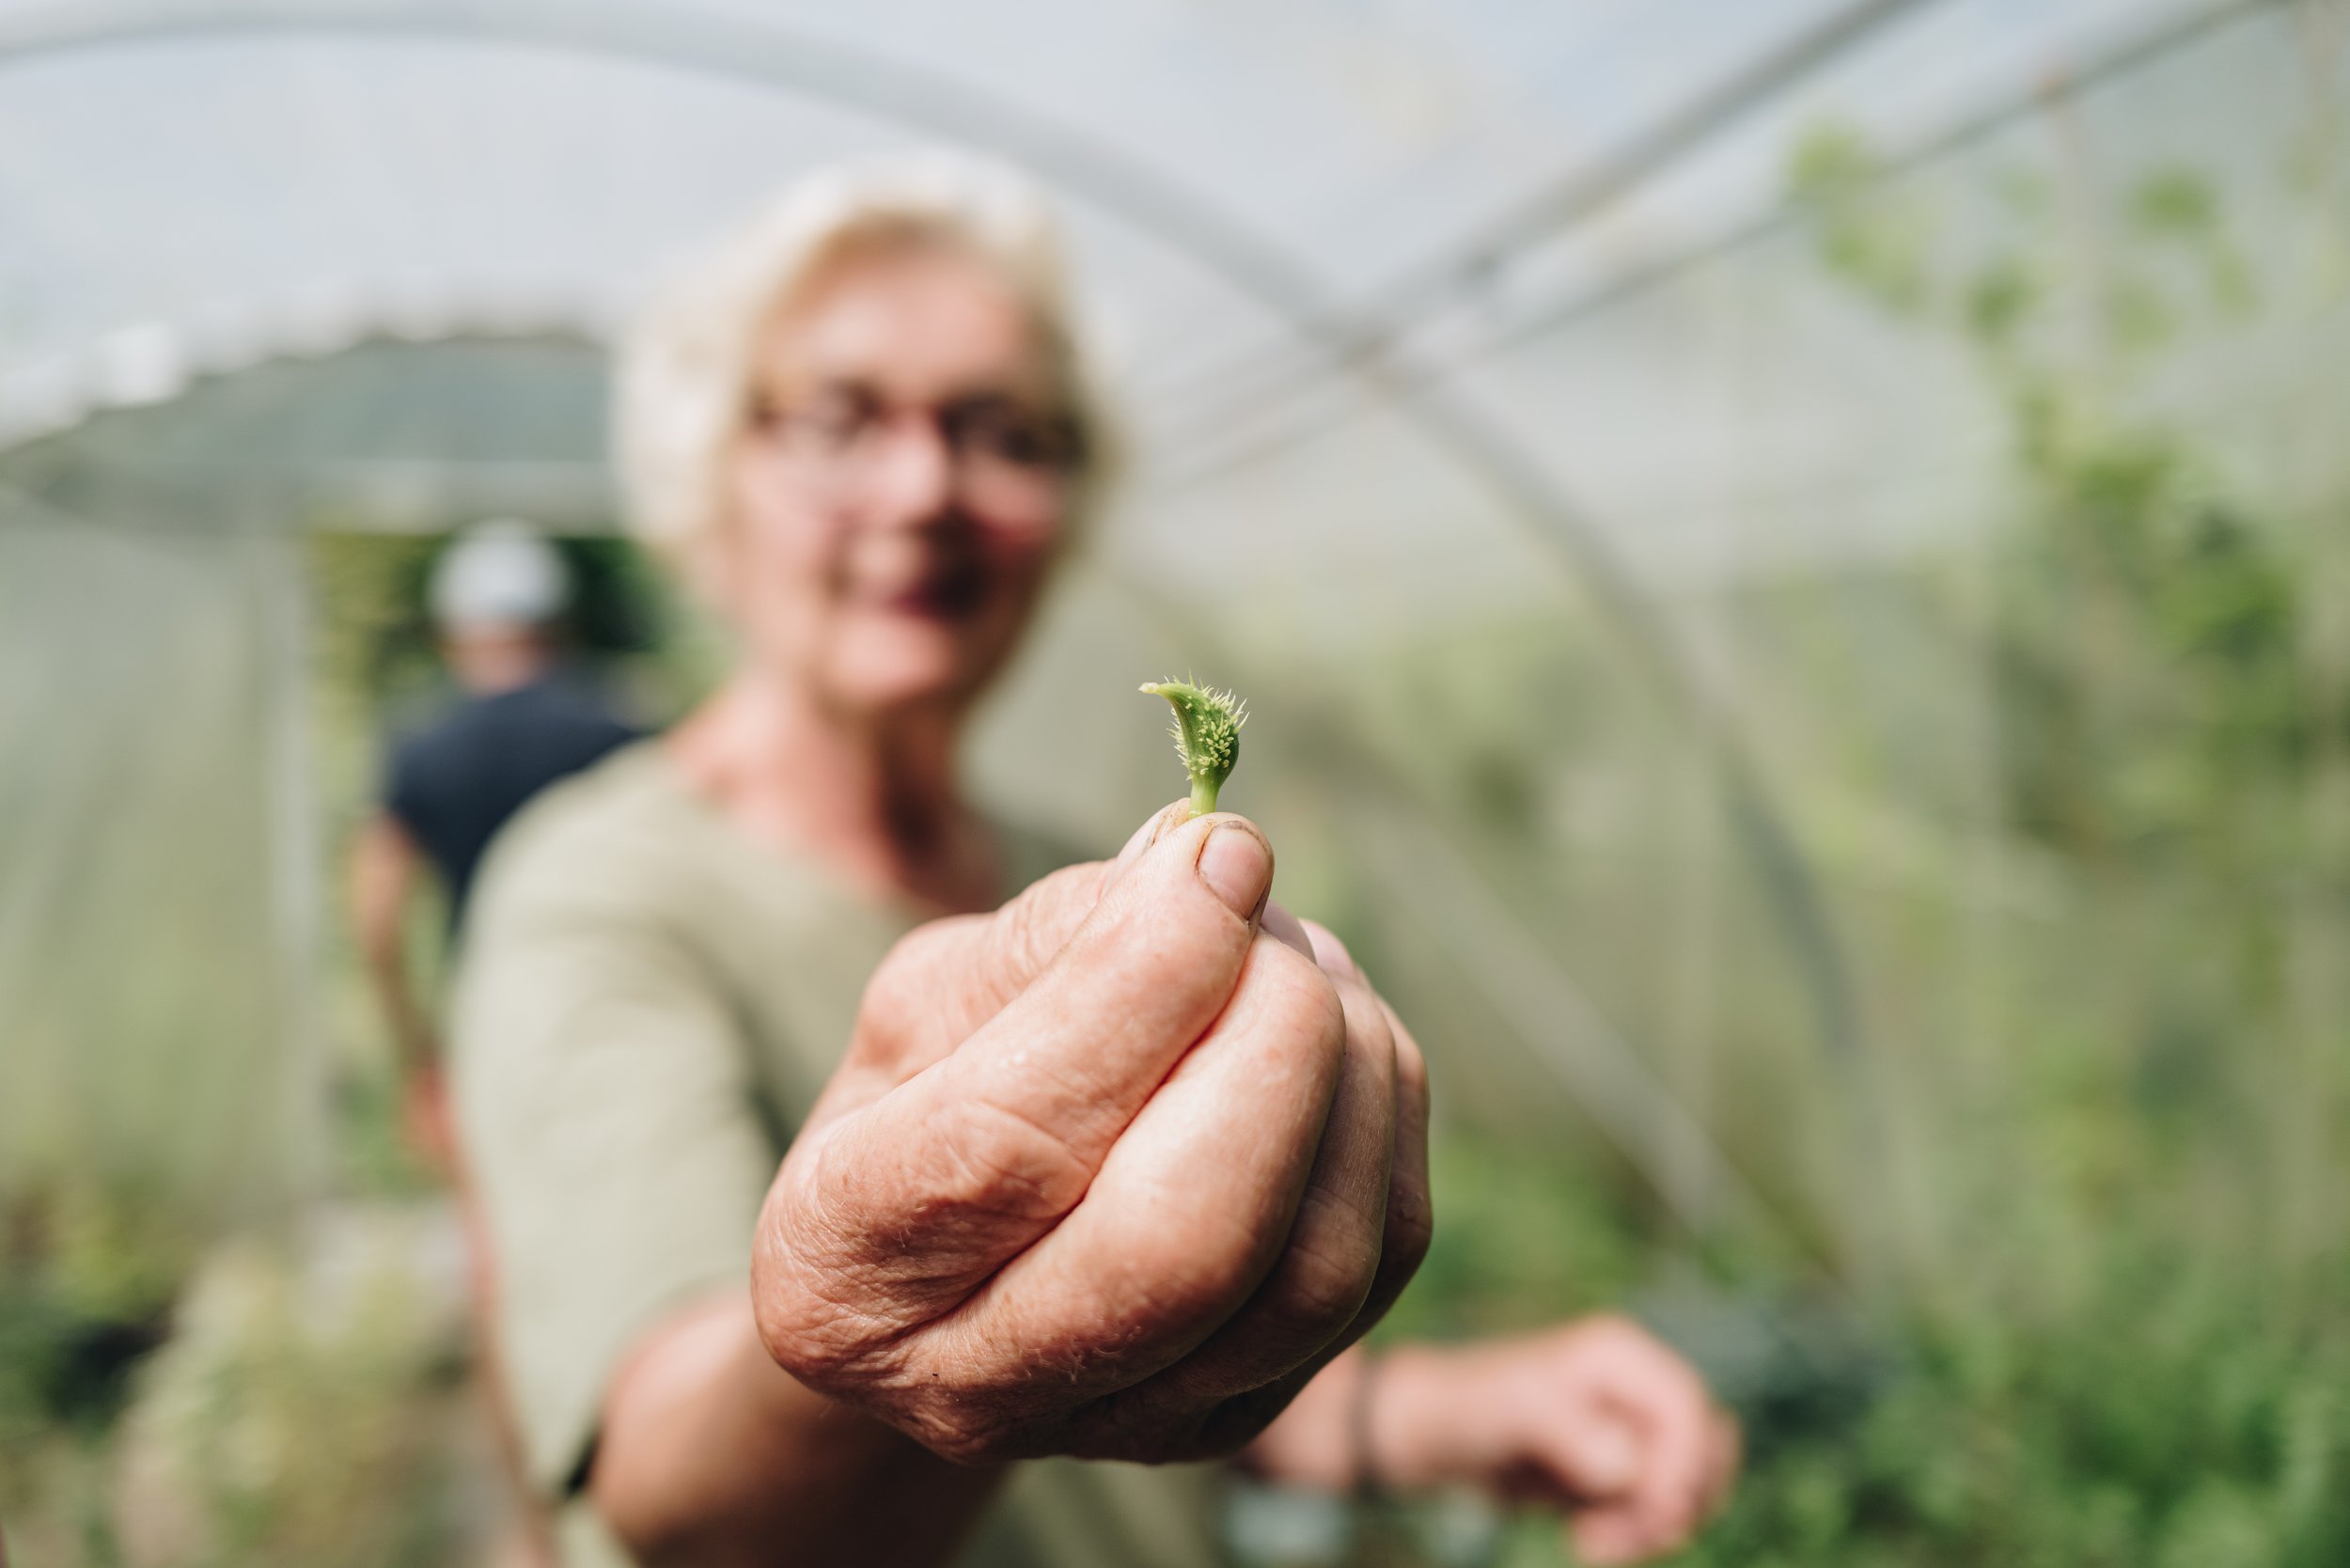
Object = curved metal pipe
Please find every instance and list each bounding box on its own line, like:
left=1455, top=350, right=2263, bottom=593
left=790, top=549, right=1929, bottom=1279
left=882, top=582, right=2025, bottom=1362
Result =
left=0, top=0, right=1877, bottom=1232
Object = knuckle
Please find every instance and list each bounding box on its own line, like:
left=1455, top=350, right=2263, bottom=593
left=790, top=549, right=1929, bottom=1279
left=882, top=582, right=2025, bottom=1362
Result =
left=1164, top=1254, right=1260, bottom=1329
left=1174, top=1382, right=1301, bottom=1460
left=750, top=1228, right=882, bottom=1388
left=750, top=1292, right=851, bottom=1387
left=905, top=1404, right=1026, bottom=1466
left=995, top=895, right=1046, bottom=981
left=1390, top=1020, right=1429, bottom=1098
left=1240, top=955, right=1351, bottom=1091
left=857, top=919, right=977, bottom=1058
left=1300, top=918, right=1361, bottom=978
left=1265, top=1219, right=1378, bottom=1333
left=754, top=1133, right=976, bottom=1384
left=924, top=1095, right=1093, bottom=1224
left=997, top=865, right=1088, bottom=972
left=1275, top=964, right=1351, bottom=1072
left=1386, top=1178, right=1435, bottom=1273
left=871, top=917, right=969, bottom=992
left=925, top=1428, right=1000, bottom=1466
left=1315, top=977, right=1353, bottom=1053
left=1131, top=1224, right=1275, bottom=1329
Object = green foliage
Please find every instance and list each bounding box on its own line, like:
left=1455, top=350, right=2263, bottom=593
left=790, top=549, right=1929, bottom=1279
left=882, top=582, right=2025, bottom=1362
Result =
left=3, top=1213, right=473, bottom=1568
left=107, top=1236, right=469, bottom=1568
left=1789, top=126, right=1935, bottom=316
left=0, top=1184, right=184, bottom=1444
left=1260, top=104, right=2350, bottom=1568
left=1363, top=1142, right=2350, bottom=1568
left=1528, top=113, right=2350, bottom=1568
left=1672, top=1259, right=2350, bottom=1568
left=1789, top=120, right=2331, bottom=930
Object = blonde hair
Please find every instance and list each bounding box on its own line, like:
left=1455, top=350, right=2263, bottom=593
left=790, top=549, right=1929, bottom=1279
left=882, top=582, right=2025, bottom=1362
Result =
left=616, top=150, right=1115, bottom=580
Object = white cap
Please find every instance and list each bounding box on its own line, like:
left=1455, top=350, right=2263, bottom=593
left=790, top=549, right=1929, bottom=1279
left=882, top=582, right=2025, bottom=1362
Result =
left=429, top=519, right=570, bottom=630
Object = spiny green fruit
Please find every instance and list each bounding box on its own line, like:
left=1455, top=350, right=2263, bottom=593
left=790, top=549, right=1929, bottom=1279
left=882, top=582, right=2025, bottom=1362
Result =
left=1140, top=679, right=1248, bottom=818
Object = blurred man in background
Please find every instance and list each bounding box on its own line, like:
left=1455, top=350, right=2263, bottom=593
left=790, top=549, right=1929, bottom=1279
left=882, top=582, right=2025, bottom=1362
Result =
left=349, top=520, right=640, bottom=1170
left=348, top=521, right=639, bottom=1568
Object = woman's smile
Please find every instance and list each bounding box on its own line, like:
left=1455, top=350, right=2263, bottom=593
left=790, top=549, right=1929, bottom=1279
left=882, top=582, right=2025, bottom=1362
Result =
left=841, top=535, right=995, bottom=622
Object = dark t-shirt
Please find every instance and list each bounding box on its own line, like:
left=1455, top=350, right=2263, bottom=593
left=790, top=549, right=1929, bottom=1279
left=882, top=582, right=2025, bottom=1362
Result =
left=384, top=672, right=639, bottom=930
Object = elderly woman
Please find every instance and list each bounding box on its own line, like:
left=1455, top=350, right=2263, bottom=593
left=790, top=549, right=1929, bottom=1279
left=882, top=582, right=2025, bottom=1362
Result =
left=452, top=154, right=1737, bottom=1568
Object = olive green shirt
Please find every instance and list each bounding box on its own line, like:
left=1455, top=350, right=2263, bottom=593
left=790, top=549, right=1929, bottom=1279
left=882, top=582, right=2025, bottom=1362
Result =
left=450, top=743, right=1226, bottom=1568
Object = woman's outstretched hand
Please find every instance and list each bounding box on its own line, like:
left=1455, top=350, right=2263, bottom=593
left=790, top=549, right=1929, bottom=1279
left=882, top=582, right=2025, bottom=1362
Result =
left=750, top=804, right=1433, bottom=1465
left=1364, top=1320, right=1740, bottom=1564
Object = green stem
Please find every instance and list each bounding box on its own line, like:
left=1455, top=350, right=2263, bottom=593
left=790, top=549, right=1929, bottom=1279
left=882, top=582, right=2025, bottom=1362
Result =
left=1190, top=776, right=1220, bottom=818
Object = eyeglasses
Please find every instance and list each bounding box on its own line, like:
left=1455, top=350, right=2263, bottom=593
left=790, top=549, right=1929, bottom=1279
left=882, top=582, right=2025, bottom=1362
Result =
left=744, top=384, right=1085, bottom=520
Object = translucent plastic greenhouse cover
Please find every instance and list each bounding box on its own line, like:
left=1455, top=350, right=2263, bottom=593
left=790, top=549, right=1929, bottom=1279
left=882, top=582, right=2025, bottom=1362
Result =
left=5, top=0, right=2344, bottom=1300
left=0, top=0, right=2217, bottom=454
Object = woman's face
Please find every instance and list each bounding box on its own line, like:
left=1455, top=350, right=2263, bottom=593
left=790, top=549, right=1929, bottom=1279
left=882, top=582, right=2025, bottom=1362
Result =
left=720, top=244, right=1079, bottom=719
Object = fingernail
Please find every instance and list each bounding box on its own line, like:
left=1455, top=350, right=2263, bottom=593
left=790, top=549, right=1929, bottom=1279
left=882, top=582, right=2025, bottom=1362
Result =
left=1110, top=815, right=1158, bottom=873
left=1147, top=800, right=1189, bottom=848
left=1110, top=802, right=1189, bottom=880
left=1197, top=823, right=1273, bottom=922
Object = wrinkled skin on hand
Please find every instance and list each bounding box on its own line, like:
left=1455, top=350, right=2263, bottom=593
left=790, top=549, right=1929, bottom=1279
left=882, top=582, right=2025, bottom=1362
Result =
left=751, top=805, right=1433, bottom=1465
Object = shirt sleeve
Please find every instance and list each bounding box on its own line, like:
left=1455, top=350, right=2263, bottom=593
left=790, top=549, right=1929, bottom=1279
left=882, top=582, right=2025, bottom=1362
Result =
left=382, top=730, right=431, bottom=841
left=448, top=882, right=775, bottom=1496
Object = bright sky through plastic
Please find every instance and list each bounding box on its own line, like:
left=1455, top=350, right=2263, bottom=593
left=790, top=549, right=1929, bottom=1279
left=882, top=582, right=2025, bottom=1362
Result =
left=0, top=0, right=2209, bottom=433
left=0, top=0, right=2229, bottom=625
